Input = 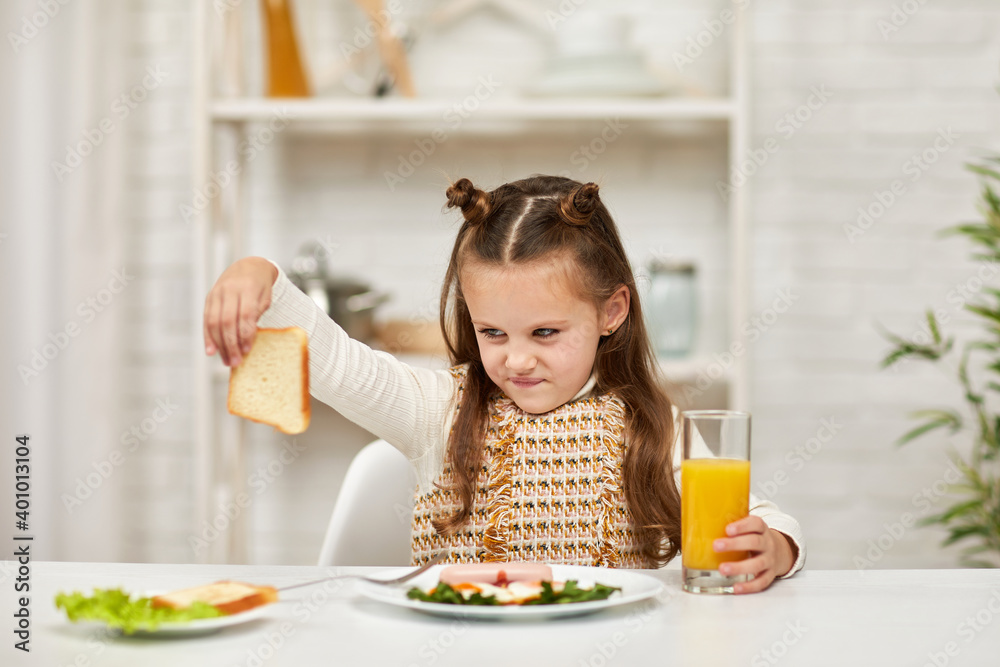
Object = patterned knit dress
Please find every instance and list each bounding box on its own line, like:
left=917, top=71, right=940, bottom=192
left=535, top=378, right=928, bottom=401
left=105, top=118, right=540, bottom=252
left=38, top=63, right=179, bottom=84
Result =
left=411, top=366, right=649, bottom=568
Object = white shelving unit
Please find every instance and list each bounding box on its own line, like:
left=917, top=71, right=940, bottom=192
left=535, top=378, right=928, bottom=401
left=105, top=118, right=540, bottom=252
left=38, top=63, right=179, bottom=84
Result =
left=210, top=96, right=737, bottom=122
left=191, top=1, right=751, bottom=563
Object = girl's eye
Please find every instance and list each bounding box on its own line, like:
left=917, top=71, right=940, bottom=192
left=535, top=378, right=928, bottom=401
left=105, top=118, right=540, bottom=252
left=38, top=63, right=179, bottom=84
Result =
left=478, top=328, right=504, bottom=340
left=534, top=328, right=557, bottom=338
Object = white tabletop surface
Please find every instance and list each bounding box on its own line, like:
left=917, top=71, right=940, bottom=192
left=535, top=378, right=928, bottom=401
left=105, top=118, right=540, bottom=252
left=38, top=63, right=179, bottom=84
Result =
left=8, top=561, right=1000, bottom=666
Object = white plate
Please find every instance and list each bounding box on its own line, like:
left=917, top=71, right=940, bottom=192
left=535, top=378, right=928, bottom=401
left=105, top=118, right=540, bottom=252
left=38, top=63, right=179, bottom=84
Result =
left=68, top=593, right=274, bottom=637
left=358, top=564, right=664, bottom=620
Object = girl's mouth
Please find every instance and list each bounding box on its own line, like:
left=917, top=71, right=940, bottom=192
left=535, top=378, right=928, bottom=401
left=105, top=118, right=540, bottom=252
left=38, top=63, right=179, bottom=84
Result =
left=509, top=377, right=543, bottom=388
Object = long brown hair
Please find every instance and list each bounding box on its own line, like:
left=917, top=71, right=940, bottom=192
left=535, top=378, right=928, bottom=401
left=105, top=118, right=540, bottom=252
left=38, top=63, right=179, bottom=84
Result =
left=437, top=174, right=681, bottom=566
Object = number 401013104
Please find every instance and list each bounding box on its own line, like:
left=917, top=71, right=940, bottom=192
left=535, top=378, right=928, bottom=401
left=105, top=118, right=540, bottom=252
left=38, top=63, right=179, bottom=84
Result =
left=14, top=435, right=30, bottom=530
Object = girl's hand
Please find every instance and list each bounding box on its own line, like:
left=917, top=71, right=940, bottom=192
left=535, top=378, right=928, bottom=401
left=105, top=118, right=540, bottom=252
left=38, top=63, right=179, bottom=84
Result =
left=203, top=257, right=278, bottom=367
left=712, top=515, right=797, bottom=594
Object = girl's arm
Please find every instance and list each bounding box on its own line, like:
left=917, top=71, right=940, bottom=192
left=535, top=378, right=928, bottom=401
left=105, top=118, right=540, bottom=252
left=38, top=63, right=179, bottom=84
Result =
left=204, top=257, right=456, bottom=464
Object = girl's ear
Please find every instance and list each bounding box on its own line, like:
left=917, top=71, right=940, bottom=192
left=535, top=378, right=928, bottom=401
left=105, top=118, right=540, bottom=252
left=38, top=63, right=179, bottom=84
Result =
left=603, top=285, right=630, bottom=334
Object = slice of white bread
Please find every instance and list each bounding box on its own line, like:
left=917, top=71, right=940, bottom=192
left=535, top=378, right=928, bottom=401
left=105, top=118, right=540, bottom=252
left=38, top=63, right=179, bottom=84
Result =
left=151, top=581, right=278, bottom=616
left=228, top=327, right=310, bottom=434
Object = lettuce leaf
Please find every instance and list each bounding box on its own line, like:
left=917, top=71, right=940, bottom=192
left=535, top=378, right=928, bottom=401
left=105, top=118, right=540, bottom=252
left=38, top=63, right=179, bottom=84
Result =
left=522, top=581, right=621, bottom=605
left=406, top=580, right=621, bottom=606
left=407, top=583, right=500, bottom=605
left=55, top=588, right=223, bottom=634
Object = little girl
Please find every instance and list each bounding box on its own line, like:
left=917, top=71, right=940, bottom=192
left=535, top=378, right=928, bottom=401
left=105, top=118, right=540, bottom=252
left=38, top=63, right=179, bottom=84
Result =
left=204, top=175, right=805, bottom=593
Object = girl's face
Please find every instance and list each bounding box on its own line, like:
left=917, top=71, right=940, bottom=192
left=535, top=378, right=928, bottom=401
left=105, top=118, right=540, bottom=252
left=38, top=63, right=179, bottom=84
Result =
left=461, top=259, right=628, bottom=414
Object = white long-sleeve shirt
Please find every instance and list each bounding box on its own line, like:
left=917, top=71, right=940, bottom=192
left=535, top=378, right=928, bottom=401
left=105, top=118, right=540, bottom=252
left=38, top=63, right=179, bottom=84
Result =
left=258, top=261, right=805, bottom=576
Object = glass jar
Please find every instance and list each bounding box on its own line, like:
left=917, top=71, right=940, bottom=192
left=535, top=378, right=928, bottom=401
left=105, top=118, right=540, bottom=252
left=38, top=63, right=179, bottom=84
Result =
left=646, top=260, right=696, bottom=358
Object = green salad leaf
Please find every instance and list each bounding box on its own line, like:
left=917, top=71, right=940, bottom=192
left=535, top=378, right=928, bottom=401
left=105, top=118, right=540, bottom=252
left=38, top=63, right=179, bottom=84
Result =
left=407, top=583, right=500, bottom=605
left=406, top=580, right=622, bottom=606
left=55, top=588, right=223, bottom=634
left=522, top=581, right=621, bottom=605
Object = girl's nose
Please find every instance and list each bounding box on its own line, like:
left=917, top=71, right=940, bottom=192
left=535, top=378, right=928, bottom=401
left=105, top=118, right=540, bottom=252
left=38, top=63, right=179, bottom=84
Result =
left=505, top=345, right=536, bottom=372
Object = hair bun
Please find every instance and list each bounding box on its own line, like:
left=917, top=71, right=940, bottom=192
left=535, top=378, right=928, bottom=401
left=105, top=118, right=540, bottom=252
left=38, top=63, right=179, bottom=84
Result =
left=559, top=182, right=600, bottom=226
left=446, top=177, right=490, bottom=225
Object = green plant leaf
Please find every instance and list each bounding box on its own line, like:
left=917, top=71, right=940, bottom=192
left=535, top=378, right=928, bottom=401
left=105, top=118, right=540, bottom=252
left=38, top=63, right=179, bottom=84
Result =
left=877, top=323, right=935, bottom=368
left=945, top=224, right=998, bottom=248
left=883, top=154, right=1000, bottom=568
left=926, top=500, right=984, bottom=524
left=968, top=164, right=1000, bottom=182
left=926, top=310, right=943, bottom=344
left=985, top=182, right=1000, bottom=204
left=957, top=544, right=995, bottom=556
left=896, top=410, right=962, bottom=446
left=879, top=341, right=947, bottom=368
left=966, top=305, right=1000, bottom=324
left=941, top=524, right=989, bottom=547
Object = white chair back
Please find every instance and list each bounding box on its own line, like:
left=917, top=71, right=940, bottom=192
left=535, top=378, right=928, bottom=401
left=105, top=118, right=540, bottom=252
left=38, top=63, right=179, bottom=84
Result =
left=317, top=439, right=416, bottom=566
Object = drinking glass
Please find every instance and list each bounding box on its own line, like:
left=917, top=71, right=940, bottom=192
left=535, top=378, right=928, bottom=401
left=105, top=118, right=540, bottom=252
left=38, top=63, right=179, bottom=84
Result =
left=681, top=410, right=751, bottom=594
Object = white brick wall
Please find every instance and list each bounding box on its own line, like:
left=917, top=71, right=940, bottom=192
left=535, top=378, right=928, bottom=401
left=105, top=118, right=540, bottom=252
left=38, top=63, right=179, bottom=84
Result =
left=750, top=0, right=1000, bottom=571
left=121, top=0, right=1000, bottom=569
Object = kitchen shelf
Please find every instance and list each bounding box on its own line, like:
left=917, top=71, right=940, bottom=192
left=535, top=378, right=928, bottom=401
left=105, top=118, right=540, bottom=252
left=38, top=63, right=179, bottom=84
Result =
left=210, top=96, right=736, bottom=124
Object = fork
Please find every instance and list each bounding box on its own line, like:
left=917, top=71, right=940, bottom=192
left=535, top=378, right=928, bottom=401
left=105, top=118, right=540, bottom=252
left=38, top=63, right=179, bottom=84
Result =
left=277, top=552, right=447, bottom=592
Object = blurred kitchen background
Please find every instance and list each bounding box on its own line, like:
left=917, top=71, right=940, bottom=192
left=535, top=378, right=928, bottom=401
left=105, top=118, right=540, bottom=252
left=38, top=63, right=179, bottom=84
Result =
left=1, top=0, right=999, bottom=570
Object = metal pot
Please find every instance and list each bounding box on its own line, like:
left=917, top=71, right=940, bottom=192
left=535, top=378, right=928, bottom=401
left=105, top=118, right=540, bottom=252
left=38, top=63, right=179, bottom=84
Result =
left=289, top=242, right=390, bottom=343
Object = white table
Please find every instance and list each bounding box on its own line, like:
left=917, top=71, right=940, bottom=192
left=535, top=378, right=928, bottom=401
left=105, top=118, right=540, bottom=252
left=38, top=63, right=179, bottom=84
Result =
left=10, top=561, right=1000, bottom=666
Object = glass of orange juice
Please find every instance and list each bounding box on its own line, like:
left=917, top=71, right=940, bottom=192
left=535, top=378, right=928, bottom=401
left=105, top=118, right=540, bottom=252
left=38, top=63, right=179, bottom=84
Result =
left=681, top=410, right=751, bottom=594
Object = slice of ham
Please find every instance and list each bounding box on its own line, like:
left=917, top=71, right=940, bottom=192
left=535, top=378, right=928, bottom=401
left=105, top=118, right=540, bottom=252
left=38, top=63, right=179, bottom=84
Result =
left=438, top=562, right=553, bottom=587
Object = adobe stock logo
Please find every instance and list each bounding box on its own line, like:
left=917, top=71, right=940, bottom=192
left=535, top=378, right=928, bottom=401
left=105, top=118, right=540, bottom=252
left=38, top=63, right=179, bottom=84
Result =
left=382, top=76, right=502, bottom=191
left=18, top=268, right=135, bottom=385
left=672, top=0, right=751, bottom=72
left=555, top=118, right=628, bottom=176
left=751, top=621, right=809, bottom=667
left=51, top=65, right=169, bottom=182
left=854, top=458, right=963, bottom=569
left=61, top=397, right=179, bottom=513
left=179, top=108, right=290, bottom=223
left=716, top=85, right=833, bottom=203
left=7, top=0, right=72, bottom=54
left=682, top=288, right=798, bottom=401
left=877, top=0, right=930, bottom=39
left=843, top=127, right=959, bottom=243
left=188, top=440, right=306, bottom=557
left=755, top=417, right=843, bottom=501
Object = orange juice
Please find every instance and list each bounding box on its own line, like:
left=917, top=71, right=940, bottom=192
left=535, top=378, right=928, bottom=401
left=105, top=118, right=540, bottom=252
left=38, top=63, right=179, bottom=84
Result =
left=681, top=458, right=750, bottom=570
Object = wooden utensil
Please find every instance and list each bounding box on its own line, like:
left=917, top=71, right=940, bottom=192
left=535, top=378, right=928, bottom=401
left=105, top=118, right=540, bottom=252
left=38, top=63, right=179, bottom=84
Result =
left=262, top=0, right=311, bottom=97
left=352, top=0, right=416, bottom=97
